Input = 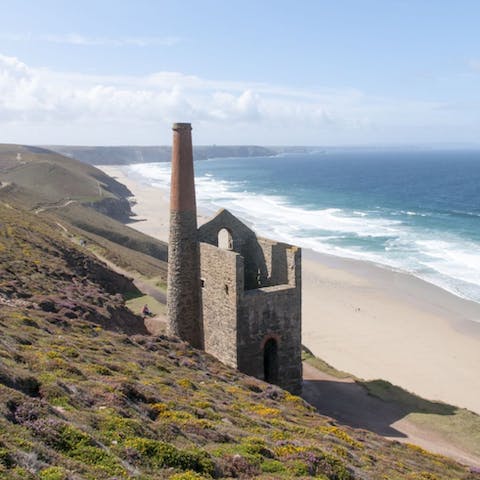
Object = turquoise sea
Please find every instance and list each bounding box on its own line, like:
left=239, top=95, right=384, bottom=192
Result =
left=129, top=149, right=480, bottom=304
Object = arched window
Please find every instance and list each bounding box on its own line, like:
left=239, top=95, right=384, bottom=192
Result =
left=218, top=228, right=233, bottom=250
left=263, top=338, right=279, bottom=383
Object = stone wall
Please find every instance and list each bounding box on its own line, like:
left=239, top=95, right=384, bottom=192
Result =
left=198, top=208, right=254, bottom=252
left=198, top=209, right=263, bottom=291
left=198, top=208, right=302, bottom=394
left=256, top=238, right=296, bottom=287
left=167, top=211, right=203, bottom=348
left=237, top=282, right=302, bottom=394
left=200, top=242, right=243, bottom=368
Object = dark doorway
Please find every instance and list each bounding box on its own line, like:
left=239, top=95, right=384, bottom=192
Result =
left=263, top=338, right=279, bottom=383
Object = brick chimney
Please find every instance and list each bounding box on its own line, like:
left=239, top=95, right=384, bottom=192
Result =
left=167, top=123, right=203, bottom=348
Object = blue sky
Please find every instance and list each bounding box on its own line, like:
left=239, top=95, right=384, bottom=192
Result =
left=0, top=0, right=479, bottom=145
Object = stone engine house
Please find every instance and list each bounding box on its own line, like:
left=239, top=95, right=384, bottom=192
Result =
left=199, top=209, right=302, bottom=394
left=167, top=122, right=302, bottom=394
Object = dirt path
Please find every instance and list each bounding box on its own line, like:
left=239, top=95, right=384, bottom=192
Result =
left=302, top=362, right=480, bottom=468
left=35, top=199, right=77, bottom=214
left=86, top=249, right=167, bottom=330
left=51, top=220, right=166, bottom=305
left=132, top=278, right=166, bottom=304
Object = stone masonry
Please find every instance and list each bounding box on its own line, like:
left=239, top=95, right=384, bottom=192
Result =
left=198, top=209, right=302, bottom=394
left=166, top=123, right=203, bottom=349
left=167, top=123, right=302, bottom=394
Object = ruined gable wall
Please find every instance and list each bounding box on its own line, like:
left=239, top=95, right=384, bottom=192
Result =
left=199, top=242, right=243, bottom=368
left=241, top=237, right=268, bottom=290
left=198, top=209, right=254, bottom=252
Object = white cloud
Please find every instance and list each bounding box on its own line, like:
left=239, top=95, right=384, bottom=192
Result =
left=468, top=59, right=480, bottom=72
left=0, top=53, right=478, bottom=145
left=209, top=90, right=261, bottom=122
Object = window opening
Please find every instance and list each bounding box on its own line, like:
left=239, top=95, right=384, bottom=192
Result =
left=218, top=228, right=233, bottom=250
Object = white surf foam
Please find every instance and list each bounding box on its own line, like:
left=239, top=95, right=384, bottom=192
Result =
left=129, top=162, right=480, bottom=305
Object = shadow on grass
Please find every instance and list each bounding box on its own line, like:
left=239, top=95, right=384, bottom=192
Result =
left=302, top=353, right=457, bottom=438
left=302, top=346, right=352, bottom=379
left=123, top=289, right=145, bottom=301
left=361, top=379, right=456, bottom=416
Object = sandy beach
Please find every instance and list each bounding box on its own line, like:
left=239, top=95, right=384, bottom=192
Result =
left=101, top=165, right=480, bottom=415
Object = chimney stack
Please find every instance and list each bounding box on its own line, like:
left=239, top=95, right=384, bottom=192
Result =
left=167, top=123, right=203, bottom=348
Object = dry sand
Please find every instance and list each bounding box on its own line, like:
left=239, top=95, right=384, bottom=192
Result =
left=101, top=165, right=480, bottom=415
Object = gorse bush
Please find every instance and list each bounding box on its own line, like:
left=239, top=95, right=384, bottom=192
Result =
left=38, top=467, right=67, bottom=480
left=124, top=438, right=215, bottom=475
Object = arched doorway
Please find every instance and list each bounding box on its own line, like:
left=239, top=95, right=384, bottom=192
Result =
left=263, top=338, right=279, bottom=383
left=218, top=228, right=233, bottom=250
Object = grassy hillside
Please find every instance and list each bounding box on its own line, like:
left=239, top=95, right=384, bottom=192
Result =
left=0, top=144, right=168, bottom=282
left=1, top=143, right=479, bottom=478
left=0, top=144, right=130, bottom=211
left=1, top=198, right=479, bottom=479
left=51, top=202, right=168, bottom=281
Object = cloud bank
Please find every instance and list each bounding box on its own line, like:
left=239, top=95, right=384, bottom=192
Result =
left=0, top=54, right=478, bottom=145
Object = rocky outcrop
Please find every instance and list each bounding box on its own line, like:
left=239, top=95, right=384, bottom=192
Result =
left=88, top=197, right=133, bottom=222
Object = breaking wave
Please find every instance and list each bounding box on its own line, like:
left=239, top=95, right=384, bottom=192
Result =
left=128, top=157, right=480, bottom=305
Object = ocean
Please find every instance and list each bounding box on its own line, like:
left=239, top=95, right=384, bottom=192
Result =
left=128, top=149, right=480, bottom=304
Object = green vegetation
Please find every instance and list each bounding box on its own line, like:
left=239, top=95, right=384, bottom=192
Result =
left=302, top=347, right=352, bottom=379
left=126, top=294, right=166, bottom=317
left=362, top=379, right=480, bottom=460
left=1, top=145, right=479, bottom=479
left=59, top=202, right=168, bottom=265
left=361, top=379, right=455, bottom=414
left=38, top=467, right=68, bottom=480
left=0, top=144, right=129, bottom=209
left=0, top=201, right=478, bottom=479
left=0, top=143, right=168, bottom=282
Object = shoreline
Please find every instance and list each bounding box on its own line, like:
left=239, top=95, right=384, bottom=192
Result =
left=100, top=164, right=480, bottom=415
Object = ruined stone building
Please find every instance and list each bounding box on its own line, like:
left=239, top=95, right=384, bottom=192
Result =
left=167, top=123, right=302, bottom=394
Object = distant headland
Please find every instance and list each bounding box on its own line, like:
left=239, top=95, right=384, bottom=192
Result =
left=44, top=145, right=318, bottom=165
